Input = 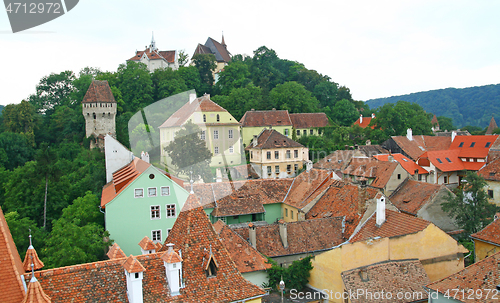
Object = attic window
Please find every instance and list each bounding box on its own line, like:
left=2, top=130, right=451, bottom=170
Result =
left=486, top=142, right=491, bottom=148
left=445, top=158, right=452, bottom=163
left=437, top=158, right=443, bottom=164
left=458, top=142, right=464, bottom=147
left=470, top=142, right=475, bottom=147
left=490, top=172, right=496, bottom=176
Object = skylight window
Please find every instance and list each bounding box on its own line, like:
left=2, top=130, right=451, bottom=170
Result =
left=486, top=142, right=491, bottom=148
left=445, top=158, right=452, bottom=163
left=437, top=158, right=443, bottom=164
left=458, top=142, right=464, bottom=147
left=402, top=158, right=408, bottom=162
left=470, top=142, right=475, bottom=147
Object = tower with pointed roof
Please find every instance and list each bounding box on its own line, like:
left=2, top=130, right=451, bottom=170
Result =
left=486, top=116, right=498, bottom=135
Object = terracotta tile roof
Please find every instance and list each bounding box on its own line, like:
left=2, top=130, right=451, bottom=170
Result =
left=283, top=168, right=335, bottom=209
left=314, top=150, right=357, bottom=171
left=450, top=135, right=499, bottom=158
left=374, top=153, right=428, bottom=175
left=122, top=255, right=146, bottom=273
left=426, top=251, right=500, bottom=302
left=306, top=182, right=380, bottom=238
left=353, top=116, right=375, bottom=129
left=478, top=157, right=500, bottom=181
left=214, top=220, right=271, bottom=273
left=138, top=236, right=157, bottom=251
left=391, top=135, right=451, bottom=160
left=0, top=207, right=26, bottom=303
left=421, top=149, right=465, bottom=172
left=471, top=217, right=500, bottom=246
left=23, top=244, right=44, bottom=272
left=81, top=80, right=116, bottom=103
left=240, top=110, right=292, bottom=127
left=342, top=259, right=430, bottom=303
left=245, top=129, right=303, bottom=150
left=128, top=48, right=176, bottom=63
left=159, top=206, right=266, bottom=302
left=21, top=277, right=51, bottom=303
left=486, top=116, right=498, bottom=135
left=159, top=95, right=231, bottom=128
left=211, top=190, right=266, bottom=217
left=359, top=145, right=390, bottom=156
left=100, top=157, right=151, bottom=207
left=228, top=164, right=260, bottom=179
left=289, top=113, right=329, bottom=128
left=207, top=37, right=231, bottom=63
left=350, top=210, right=431, bottom=243
left=343, top=158, right=399, bottom=189
left=389, top=179, right=448, bottom=215
left=106, top=243, right=126, bottom=260
left=161, top=245, right=183, bottom=264
left=431, top=114, right=439, bottom=125
left=232, top=217, right=345, bottom=257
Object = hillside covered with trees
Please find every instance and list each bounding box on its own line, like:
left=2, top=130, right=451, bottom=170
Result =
left=365, top=84, right=500, bottom=129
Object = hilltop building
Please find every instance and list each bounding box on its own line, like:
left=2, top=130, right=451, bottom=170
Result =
left=478, top=157, right=500, bottom=205
left=192, top=35, right=231, bottom=75
left=127, top=34, right=178, bottom=72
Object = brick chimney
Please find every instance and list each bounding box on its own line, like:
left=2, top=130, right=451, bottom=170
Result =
left=248, top=223, right=256, bottom=249
left=278, top=220, right=288, bottom=248
left=376, top=196, right=386, bottom=227
left=451, top=130, right=457, bottom=142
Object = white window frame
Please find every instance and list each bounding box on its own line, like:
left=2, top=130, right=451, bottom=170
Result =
left=200, top=130, right=206, bottom=140
left=286, top=150, right=291, bottom=159
left=229, top=145, right=234, bottom=153
left=285, top=129, right=289, bottom=136
left=213, top=130, right=219, bottom=139
left=275, top=165, right=280, bottom=174
left=214, top=146, right=219, bottom=154
left=148, top=187, right=157, bottom=197
left=134, top=188, right=144, bottom=198
left=267, top=166, right=272, bottom=174
left=151, top=205, right=160, bottom=220
left=294, top=150, right=298, bottom=158
left=166, top=204, right=176, bottom=218
left=152, top=230, right=162, bottom=242
left=161, top=186, right=170, bottom=196
left=228, top=129, right=233, bottom=139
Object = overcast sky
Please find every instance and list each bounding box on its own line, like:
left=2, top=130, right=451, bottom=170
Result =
left=1, top=0, right=500, bottom=107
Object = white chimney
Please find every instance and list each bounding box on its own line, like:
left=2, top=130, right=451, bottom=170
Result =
left=371, top=113, right=375, bottom=119
left=305, top=160, right=313, bottom=172
left=451, top=131, right=457, bottom=142
left=141, top=151, right=150, bottom=163
left=189, top=93, right=196, bottom=104
left=359, top=114, right=363, bottom=124
left=252, top=135, right=258, bottom=147
left=162, top=243, right=183, bottom=296
left=376, top=196, right=386, bottom=226
left=406, top=128, right=413, bottom=141
left=248, top=223, right=256, bottom=249
left=278, top=220, right=288, bottom=248
left=122, top=255, right=145, bottom=303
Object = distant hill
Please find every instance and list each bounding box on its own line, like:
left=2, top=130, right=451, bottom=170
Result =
left=365, top=84, right=500, bottom=129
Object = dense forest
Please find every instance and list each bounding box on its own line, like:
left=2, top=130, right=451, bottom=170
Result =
left=365, top=84, right=500, bottom=129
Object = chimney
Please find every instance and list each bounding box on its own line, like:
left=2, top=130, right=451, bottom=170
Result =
left=161, top=243, right=183, bottom=296
left=376, top=196, right=386, bottom=227
left=278, top=220, right=288, bottom=248
left=141, top=151, right=150, bottom=163
left=414, top=169, right=419, bottom=181
left=305, top=160, right=313, bottom=172
left=406, top=128, right=413, bottom=141
left=122, top=255, right=146, bottom=303
left=252, top=135, right=258, bottom=147
left=451, top=130, right=457, bottom=142
left=248, top=223, right=256, bottom=249
left=388, top=154, right=394, bottom=162
left=359, top=114, right=363, bottom=124
left=371, top=113, right=375, bottom=119
left=189, top=93, right=196, bottom=104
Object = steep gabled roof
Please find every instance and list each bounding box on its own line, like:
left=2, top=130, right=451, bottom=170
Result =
left=421, top=149, right=465, bottom=172
left=240, top=110, right=292, bottom=127
left=389, top=179, right=449, bottom=215
left=431, top=114, right=439, bottom=126
left=106, top=243, right=126, bottom=260
left=349, top=210, right=431, bottom=243
left=426, top=251, right=500, bottom=302
left=353, top=116, right=375, bottom=129
left=138, top=236, right=157, bottom=251
left=21, top=276, right=51, bottom=303
left=246, top=129, right=303, bottom=150
left=289, top=113, right=329, bottom=129
left=373, top=153, right=428, bottom=175
left=214, top=220, right=271, bottom=273
left=486, top=116, right=498, bottom=135
left=390, top=135, right=451, bottom=160
left=23, top=244, right=44, bottom=272
left=450, top=135, right=499, bottom=158
left=478, top=157, right=500, bottom=181
left=122, top=255, right=146, bottom=273
left=283, top=169, right=335, bottom=209
left=342, top=259, right=430, bottom=303
left=314, top=150, right=357, bottom=171
left=343, top=158, right=399, bottom=189
left=211, top=190, right=265, bottom=217
left=82, top=80, right=116, bottom=104
left=471, top=217, right=500, bottom=246
left=206, top=37, right=231, bottom=63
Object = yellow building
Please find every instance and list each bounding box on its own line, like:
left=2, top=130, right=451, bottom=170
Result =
left=478, top=157, right=500, bottom=206
left=470, top=215, right=500, bottom=261
left=246, top=129, right=309, bottom=179
left=308, top=209, right=468, bottom=302
left=159, top=94, right=242, bottom=169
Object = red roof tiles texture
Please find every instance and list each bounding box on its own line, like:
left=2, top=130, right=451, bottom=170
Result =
left=240, top=110, right=292, bottom=127
left=471, top=218, right=500, bottom=246
left=106, top=243, right=126, bottom=260
left=289, top=113, right=329, bottom=129
left=21, top=278, right=52, bottom=303
left=353, top=116, right=375, bottom=129
left=81, top=80, right=116, bottom=104
left=449, top=135, right=498, bottom=158
left=122, top=255, right=146, bottom=273
left=245, top=129, right=303, bottom=150
left=391, top=136, right=451, bottom=160
left=128, top=48, right=176, bottom=63
left=283, top=168, right=334, bottom=209
left=138, top=236, right=157, bottom=251
left=343, top=158, right=398, bottom=189
left=373, top=153, right=428, bottom=175
left=486, top=117, right=498, bottom=135
left=23, top=246, right=44, bottom=272
left=389, top=179, right=449, bottom=215
left=478, top=157, right=500, bottom=181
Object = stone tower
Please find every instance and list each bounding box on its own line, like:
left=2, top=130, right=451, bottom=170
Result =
left=82, top=80, right=117, bottom=148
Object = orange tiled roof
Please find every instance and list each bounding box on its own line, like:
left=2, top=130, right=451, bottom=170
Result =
left=160, top=246, right=182, bottom=264
left=390, top=135, right=451, bottom=160
left=478, top=157, right=500, bottom=181
left=389, top=179, right=449, bottom=215
left=422, top=149, right=465, bottom=172
left=343, top=158, right=399, bottom=189
left=128, top=48, right=176, bottom=63
left=21, top=277, right=51, bottom=303
left=283, top=169, right=335, bottom=209
left=106, top=243, right=126, bottom=260
left=138, top=236, right=157, bottom=251
left=23, top=245, right=44, bottom=272
left=289, top=113, right=329, bottom=129
left=314, top=150, right=357, bottom=171
left=431, top=114, right=439, bottom=126
left=450, top=135, right=499, bottom=158
left=373, top=153, right=428, bottom=175
left=122, top=255, right=146, bottom=273
left=211, top=191, right=265, bottom=217
left=233, top=217, right=345, bottom=257
left=471, top=218, right=500, bottom=246
left=245, top=129, right=303, bottom=150
left=240, top=110, right=292, bottom=127
left=306, top=181, right=380, bottom=238
left=353, top=116, right=375, bottom=129
left=214, top=220, right=271, bottom=273
left=426, top=251, right=500, bottom=302
left=350, top=210, right=431, bottom=243
left=342, top=259, right=430, bottom=303
left=81, top=80, right=116, bottom=104
left=0, top=207, right=26, bottom=303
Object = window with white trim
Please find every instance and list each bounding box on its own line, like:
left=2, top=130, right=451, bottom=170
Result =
left=286, top=150, right=291, bottom=159
left=200, top=130, right=206, bottom=140
left=148, top=187, right=157, bottom=197
left=151, top=205, right=160, bottom=219
left=229, top=145, right=234, bottom=153
left=213, top=130, right=219, bottom=139
left=152, top=230, right=162, bottom=242
left=267, top=151, right=271, bottom=159
left=166, top=204, right=176, bottom=218
left=161, top=186, right=170, bottom=196
left=267, top=166, right=272, bottom=174
left=228, top=129, right=233, bottom=139
left=275, top=151, right=279, bottom=159
left=134, top=188, right=144, bottom=198
left=214, top=146, right=219, bottom=154
left=294, top=150, right=298, bottom=158
left=275, top=165, right=279, bottom=174
left=285, top=129, right=289, bottom=136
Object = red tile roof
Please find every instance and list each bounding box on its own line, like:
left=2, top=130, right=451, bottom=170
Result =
left=314, top=150, right=357, bottom=171
left=342, top=259, right=430, bottom=303
left=138, top=236, right=157, bottom=251
left=343, top=158, right=399, bottom=189
left=471, top=217, right=500, bottom=246
left=478, top=157, right=500, bottom=181
left=81, top=80, right=116, bottom=104
left=0, top=207, right=26, bottom=303
left=421, top=149, right=465, bottom=172
left=373, top=153, right=428, bottom=175
left=391, top=136, right=451, bottom=160
left=211, top=190, right=266, bottom=217
left=450, top=135, right=498, bottom=158
left=426, top=251, right=500, bottom=302
left=350, top=210, right=431, bottom=243
left=23, top=245, right=44, bottom=272
left=240, top=110, right=292, bottom=127
left=245, top=129, right=303, bottom=150
left=122, top=255, right=146, bottom=273
left=289, top=113, right=329, bottom=129
left=232, top=217, right=345, bottom=257
left=353, top=116, right=375, bottom=129
left=283, top=169, right=335, bottom=209
left=128, top=48, right=176, bottom=63
left=431, top=114, right=439, bottom=126
left=106, top=243, right=126, bottom=260
left=389, top=179, right=449, bottom=215
left=21, top=277, right=51, bottom=303
left=214, top=220, right=271, bottom=273
left=486, top=117, right=498, bottom=135
left=160, top=245, right=182, bottom=264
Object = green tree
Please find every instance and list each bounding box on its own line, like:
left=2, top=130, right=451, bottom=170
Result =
left=329, top=99, right=359, bottom=126
left=0, top=132, right=34, bottom=170
left=373, top=101, right=433, bottom=137
left=178, top=50, right=189, bottom=67
left=4, top=211, right=45, bottom=260
left=192, top=53, right=216, bottom=95
left=28, top=71, right=76, bottom=114
left=164, top=121, right=212, bottom=182
left=211, top=84, right=263, bottom=120
left=269, top=81, right=320, bottom=113
left=441, top=171, right=499, bottom=235
left=116, top=61, right=154, bottom=113
left=437, top=116, right=455, bottom=131
left=214, top=60, right=251, bottom=95
left=266, top=256, right=313, bottom=292
left=2, top=100, right=37, bottom=146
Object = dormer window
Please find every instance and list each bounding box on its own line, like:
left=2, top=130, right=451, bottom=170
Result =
left=206, top=258, right=217, bottom=277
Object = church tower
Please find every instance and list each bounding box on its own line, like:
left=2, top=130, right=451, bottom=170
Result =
left=82, top=80, right=117, bottom=148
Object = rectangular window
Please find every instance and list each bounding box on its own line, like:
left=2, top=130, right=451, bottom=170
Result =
left=228, top=129, right=233, bottom=139
left=203, top=114, right=206, bottom=122
left=445, top=157, right=452, bottom=163
left=267, top=166, right=272, bottom=174
left=486, top=142, right=491, bottom=148
left=285, top=208, right=288, bottom=217
left=152, top=230, right=162, bottom=242
left=148, top=187, right=157, bottom=197
left=294, top=150, right=298, bottom=158
left=161, top=186, right=170, bottom=196
left=151, top=205, right=160, bottom=219
left=437, top=158, right=443, bottom=164
left=294, top=164, right=298, bottom=172
left=200, top=130, right=206, bottom=140
left=310, top=129, right=313, bottom=135
left=275, top=151, right=279, bottom=159
left=287, top=165, right=291, bottom=172
left=488, top=190, right=494, bottom=198
left=166, top=204, right=176, bottom=218
left=286, top=150, right=291, bottom=159
left=250, top=151, right=253, bottom=159
left=285, top=129, right=289, bottom=136
left=303, top=130, right=307, bottom=135
left=444, top=176, right=448, bottom=184
left=291, top=211, right=294, bottom=219
left=418, top=174, right=422, bottom=181
left=213, top=130, right=219, bottom=139
left=134, top=188, right=144, bottom=198
left=214, top=146, right=219, bottom=154
left=296, top=130, right=300, bottom=136
left=397, top=174, right=401, bottom=180
left=275, top=165, right=279, bottom=174
left=229, top=145, right=234, bottom=153
left=267, top=151, right=271, bottom=160
left=470, top=142, right=475, bottom=147
left=458, top=142, right=464, bottom=147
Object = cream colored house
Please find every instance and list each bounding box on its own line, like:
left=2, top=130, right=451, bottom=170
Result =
left=246, top=129, right=309, bottom=179
left=127, top=35, right=178, bottom=72
left=478, top=157, right=500, bottom=206
left=159, top=94, right=242, bottom=170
